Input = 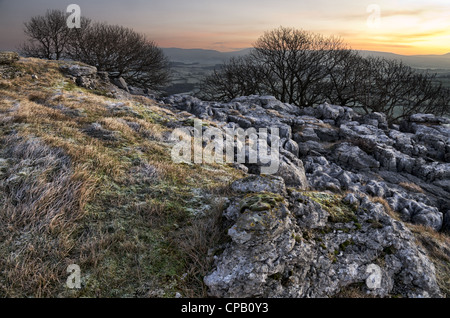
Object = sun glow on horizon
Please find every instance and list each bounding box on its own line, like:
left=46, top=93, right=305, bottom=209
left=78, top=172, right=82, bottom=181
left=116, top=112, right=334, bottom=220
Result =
left=0, top=0, right=449, bottom=56
left=149, top=1, right=450, bottom=55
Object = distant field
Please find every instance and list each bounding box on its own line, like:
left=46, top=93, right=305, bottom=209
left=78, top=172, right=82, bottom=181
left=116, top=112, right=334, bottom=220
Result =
left=164, top=62, right=217, bottom=95
left=164, top=64, right=450, bottom=96
left=416, top=68, right=450, bottom=89
left=162, top=48, right=450, bottom=95
left=436, top=74, right=450, bottom=89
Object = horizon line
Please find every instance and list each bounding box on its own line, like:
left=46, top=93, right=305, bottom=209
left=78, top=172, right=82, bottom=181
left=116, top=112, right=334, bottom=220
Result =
left=161, top=47, right=450, bottom=57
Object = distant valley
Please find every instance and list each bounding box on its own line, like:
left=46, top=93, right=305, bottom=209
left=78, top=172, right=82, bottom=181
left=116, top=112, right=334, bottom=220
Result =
left=161, top=48, right=250, bottom=95
left=161, top=48, right=450, bottom=95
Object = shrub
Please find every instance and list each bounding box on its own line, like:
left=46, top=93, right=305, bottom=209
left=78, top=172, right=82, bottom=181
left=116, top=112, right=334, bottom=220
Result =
left=20, top=10, right=171, bottom=91
left=200, top=26, right=449, bottom=123
left=66, top=22, right=171, bottom=90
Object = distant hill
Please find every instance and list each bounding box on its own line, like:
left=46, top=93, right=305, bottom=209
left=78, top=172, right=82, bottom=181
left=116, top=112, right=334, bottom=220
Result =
left=162, top=47, right=450, bottom=70
left=162, top=48, right=251, bottom=64
left=357, top=50, right=450, bottom=70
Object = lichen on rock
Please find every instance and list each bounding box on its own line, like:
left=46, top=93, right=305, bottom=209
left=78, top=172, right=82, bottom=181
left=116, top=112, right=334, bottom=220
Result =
left=205, top=176, right=443, bottom=298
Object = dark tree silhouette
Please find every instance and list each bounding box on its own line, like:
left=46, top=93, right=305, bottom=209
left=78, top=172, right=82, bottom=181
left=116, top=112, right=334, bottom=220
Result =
left=199, top=55, right=263, bottom=101
left=20, top=11, right=170, bottom=91
left=200, top=26, right=449, bottom=123
left=20, top=10, right=71, bottom=60
left=201, top=27, right=347, bottom=105
left=252, top=27, right=347, bottom=106
left=66, top=22, right=170, bottom=90
left=352, top=57, right=447, bottom=121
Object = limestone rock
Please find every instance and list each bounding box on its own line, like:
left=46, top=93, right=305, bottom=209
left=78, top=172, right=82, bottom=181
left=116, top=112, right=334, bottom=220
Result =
left=60, top=63, right=99, bottom=89
left=231, top=175, right=286, bottom=195
left=111, top=77, right=129, bottom=93
left=274, top=150, right=309, bottom=190
left=60, top=63, right=97, bottom=77
left=333, top=143, right=380, bottom=170
left=165, top=94, right=449, bottom=233
left=160, top=94, right=448, bottom=297
left=204, top=181, right=442, bottom=298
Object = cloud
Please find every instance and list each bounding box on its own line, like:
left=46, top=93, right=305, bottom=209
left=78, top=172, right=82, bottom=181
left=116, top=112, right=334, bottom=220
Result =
left=379, top=9, right=426, bottom=18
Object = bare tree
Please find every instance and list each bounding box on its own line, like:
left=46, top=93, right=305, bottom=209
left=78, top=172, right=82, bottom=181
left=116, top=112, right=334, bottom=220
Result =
left=353, top=57, right=447, bottom=122
left=201, top=27, right=448, bottom=122
left=66, top=22, right=171, bottom=90
left=201, top=27, right=348, bottom=106
left=199, top=55, right=263, bottom=101
left=20, top=11, right=170, bottom=90
left=321, top=50, right=365, bottom=107
left=434, top=87, right=450, bottom=117
left=20, top=10, right=71, bottom=60
left=252, top=27, right=347, bottom=106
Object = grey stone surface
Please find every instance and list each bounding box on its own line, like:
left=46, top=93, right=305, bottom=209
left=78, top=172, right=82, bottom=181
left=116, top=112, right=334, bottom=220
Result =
left=231, top=175, right=286, bottom=195
left=165, top=93, right=450, bottom=232
left=158, top=94, right=449, bottom=296
left=204, top=176, right=442, bottom=298
left=111, top=77, right=129, bottom=93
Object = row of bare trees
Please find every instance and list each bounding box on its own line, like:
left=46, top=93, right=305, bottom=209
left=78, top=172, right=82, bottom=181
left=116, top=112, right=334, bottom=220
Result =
left=20, top=10, right=170, bottom=90
left=200, top=27, right=449, bottom=123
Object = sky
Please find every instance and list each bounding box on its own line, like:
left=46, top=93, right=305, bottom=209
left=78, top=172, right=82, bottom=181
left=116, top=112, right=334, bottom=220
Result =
left=0, top=0, right=449, bottom=55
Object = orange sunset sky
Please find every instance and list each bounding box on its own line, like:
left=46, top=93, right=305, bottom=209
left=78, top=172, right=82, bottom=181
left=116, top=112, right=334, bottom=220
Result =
left=0, top=0, right=449, bottom=55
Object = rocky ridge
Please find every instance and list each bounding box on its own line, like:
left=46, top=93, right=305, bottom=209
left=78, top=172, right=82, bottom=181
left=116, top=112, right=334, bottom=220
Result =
left=161, top=94, right=450, bottom=298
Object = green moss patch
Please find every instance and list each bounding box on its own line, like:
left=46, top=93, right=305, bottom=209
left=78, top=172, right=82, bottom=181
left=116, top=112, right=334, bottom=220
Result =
left=239, top=192, right=284, bottom=213
left=304, top=192, right=358, bottom=224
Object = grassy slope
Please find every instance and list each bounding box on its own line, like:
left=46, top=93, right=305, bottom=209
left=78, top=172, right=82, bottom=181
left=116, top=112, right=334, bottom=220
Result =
left=0, top=57, right=243, bottom=297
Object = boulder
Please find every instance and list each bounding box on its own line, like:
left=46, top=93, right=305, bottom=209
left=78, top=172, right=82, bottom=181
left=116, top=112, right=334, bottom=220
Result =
left=314, top=126, right=340, bottom=142
left=386, top=192, right=443, bottom=231
left=298, top=140, right=327, bottom=157
left=259, top=95, right=284, bottom=109
left=60, top=63, right=99, bottom=89
left=400, top=113, right=449, bottom=133
left=97, top=71, right=109, bottom=81
left=273, top=151, right=309, bottom=190
left=204, top=183, right=442, bottom=298
left=333, top=143, right=380, bottom=170
left=227, top=115, right=252, bottom=129
left=60, top=63, right=97, bottom=77
left=283, top=139, right=299, bottom=157
left=293, top=127, right=320, bottom=143
left=111, top=77, right=129, bottom=93
left=316, top=103, right=343, bottom=120
left=362, top=112, right=388, bottom=130
left=231, top=175, right=286, bottom=195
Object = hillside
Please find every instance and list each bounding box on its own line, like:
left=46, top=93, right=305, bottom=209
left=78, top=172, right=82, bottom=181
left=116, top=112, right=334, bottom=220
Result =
left=0, top=55, right=244, bottom=297
left=0, top=54, right=449, bottom=298
left=161, top=48, right=252, bottom=95
left=163, top=47, right=450, bottom=70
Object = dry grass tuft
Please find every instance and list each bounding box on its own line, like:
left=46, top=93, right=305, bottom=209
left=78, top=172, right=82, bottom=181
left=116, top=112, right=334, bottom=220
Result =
left=0, top=135, right=96, bottom=297
left=334, top=283, right=377, bottom=298
left=0, top=56, right=244, bottom=298
left=407, top=224, right=450, bottom=297
left=399, top=182, right=425, bottom=193
left=370, top=196, right=401, bottom=221
left=173, top=198, right=228, bottom=297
